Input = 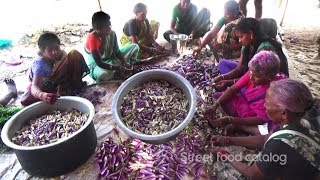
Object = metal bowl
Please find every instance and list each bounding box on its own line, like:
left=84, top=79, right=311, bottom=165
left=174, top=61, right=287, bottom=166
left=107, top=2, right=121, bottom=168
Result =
left=169, top=34, right=189, bottom=55
left=1, top=96, right=97, bottom=177
left=112, top=69, right=197, bottom=144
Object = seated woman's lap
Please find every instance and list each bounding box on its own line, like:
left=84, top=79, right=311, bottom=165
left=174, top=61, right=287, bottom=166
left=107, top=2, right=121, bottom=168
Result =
left=214, top=91, right=257, bottom=118
left=218, top=59, right=238, bottom=74
left=92, top=66, right=115, bottom=82
left=120, top=43, right=139, bottom=63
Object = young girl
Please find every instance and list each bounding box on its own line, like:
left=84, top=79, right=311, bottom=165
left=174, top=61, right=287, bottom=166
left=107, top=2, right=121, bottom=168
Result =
left=204, top=50, right=287, bottom=135
left=21, top=32, right=89, bottom=106
left=212, top=18, right=289, bottom=92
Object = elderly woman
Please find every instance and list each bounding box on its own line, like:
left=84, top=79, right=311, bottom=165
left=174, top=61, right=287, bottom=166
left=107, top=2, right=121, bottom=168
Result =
left=204, top=51, right=287, bottom=136
left=20, top=32, right=89, bottom=106
left=209, top=18, right=289, bottom=91
left=85, top=11, right=139, bottom=82
left=193, top=0, right=244, bottom=59
left=120, top=3, right=164, bottom=59
left=211, top=79, right=320, bottom=179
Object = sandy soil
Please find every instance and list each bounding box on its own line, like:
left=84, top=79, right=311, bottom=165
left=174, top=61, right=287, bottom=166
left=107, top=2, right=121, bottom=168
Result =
left=282, top=25, right=320, bottom=98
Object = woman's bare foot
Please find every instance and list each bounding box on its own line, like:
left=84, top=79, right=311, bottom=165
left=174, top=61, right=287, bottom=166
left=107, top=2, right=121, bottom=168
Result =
left=0, top=78, right=18, bottom=106
left=4, top=78, right=17, bottom=98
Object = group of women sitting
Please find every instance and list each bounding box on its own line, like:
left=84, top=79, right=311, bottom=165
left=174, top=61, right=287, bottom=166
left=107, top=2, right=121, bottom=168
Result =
left=169, top=1, right=318, bottom=179
left=19, top=0, right=211, bottom=106
left=21, top=10, right=143, bottom=106
left=16, top=0, right=319, bottom=179
left=209, top=78, right=320, bottom=180
left=197, top=2, right=318, bottom=179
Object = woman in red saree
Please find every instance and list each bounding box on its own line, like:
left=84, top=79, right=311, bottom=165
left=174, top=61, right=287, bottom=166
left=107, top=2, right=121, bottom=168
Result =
left=204, top=50, right=287, bottom=135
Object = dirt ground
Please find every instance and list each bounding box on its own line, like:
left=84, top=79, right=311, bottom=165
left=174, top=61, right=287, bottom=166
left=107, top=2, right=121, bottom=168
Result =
left=281, top=25, right=320, bottom=98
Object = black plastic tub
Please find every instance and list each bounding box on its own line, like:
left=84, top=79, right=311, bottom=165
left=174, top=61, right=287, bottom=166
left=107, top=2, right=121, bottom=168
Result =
left=1, top=96, right=97, bottom=177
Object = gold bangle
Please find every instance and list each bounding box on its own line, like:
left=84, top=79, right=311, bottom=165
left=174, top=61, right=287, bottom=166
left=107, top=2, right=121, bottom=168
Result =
left=35, top=91, right=41, bottom=99
left=34, top=91, right=38, bottom=97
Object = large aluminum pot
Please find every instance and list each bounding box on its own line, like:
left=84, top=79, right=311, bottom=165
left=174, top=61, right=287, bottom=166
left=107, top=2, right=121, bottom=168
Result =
left=1, top=96, right=96, bottom=177
left=112, top=69, right=197, bottom=144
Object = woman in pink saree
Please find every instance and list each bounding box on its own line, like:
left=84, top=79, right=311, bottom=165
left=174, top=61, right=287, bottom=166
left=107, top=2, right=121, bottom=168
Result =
left=204, top=50, right=287, bottom=135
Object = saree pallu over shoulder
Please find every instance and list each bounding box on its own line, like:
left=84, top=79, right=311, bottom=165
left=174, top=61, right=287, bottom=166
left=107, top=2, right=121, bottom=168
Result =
left=266, top=124, right=320, bottom=171
left=221, top=73, right=286, bottom=131
left=85, top=30, right=121, bottom=73
left=21, top=50, right=89, bottom=106
left=245, top=73, right=287, bottom=105
left=120, top=20, right=159, bottom=59
left=85, top=46, right=139, bottom=82
left=121, top=20, right=150, bottom=46
left=225, top=84, right=269, bottom=120
left=51, top=49, right=89, bottom=90
left=102, top=30, right=120, bottom=59
left=216, top=16, right=243, bottom=58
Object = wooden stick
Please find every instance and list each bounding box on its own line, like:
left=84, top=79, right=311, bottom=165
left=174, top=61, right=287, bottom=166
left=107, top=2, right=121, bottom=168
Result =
left=97, top=0, right=102, bottom=11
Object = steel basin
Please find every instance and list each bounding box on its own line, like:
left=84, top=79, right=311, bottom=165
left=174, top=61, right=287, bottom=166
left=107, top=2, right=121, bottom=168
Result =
left=112, top=69, right=197, bottom=144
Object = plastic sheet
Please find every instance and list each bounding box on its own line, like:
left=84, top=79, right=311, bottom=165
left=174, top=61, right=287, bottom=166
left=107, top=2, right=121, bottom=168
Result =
left=0, top=40, right=12, bottom=48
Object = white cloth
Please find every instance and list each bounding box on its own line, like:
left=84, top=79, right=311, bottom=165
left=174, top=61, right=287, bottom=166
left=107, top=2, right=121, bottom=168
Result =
left=258, top=123, right=269, bottom=135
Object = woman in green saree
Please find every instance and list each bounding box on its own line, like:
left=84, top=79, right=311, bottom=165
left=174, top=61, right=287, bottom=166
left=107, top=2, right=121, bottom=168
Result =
left=85, top=11, right=139, bottom=82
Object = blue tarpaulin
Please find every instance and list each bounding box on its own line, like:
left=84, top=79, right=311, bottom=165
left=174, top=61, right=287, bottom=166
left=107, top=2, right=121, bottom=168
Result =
left=0, top=39, right=12, bottom=48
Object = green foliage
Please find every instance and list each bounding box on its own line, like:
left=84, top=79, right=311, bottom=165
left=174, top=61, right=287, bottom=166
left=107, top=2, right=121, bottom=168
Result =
left=0, top=106, right=23, bottom=124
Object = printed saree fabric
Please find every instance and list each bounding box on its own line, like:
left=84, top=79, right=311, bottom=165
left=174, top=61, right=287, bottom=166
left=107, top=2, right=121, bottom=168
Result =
left=120, top=20, right=159, bottom=59
left=216, top=16, right=243, bottom=59
left=216, top=73, right=286, bottom=131
left=86, top=31, right=139, bottom=82
left=266, top=124, right=320, bottom=170
left=121, top=19, right=151, bottom=47
left=21, top=50, right=89, bottom=106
